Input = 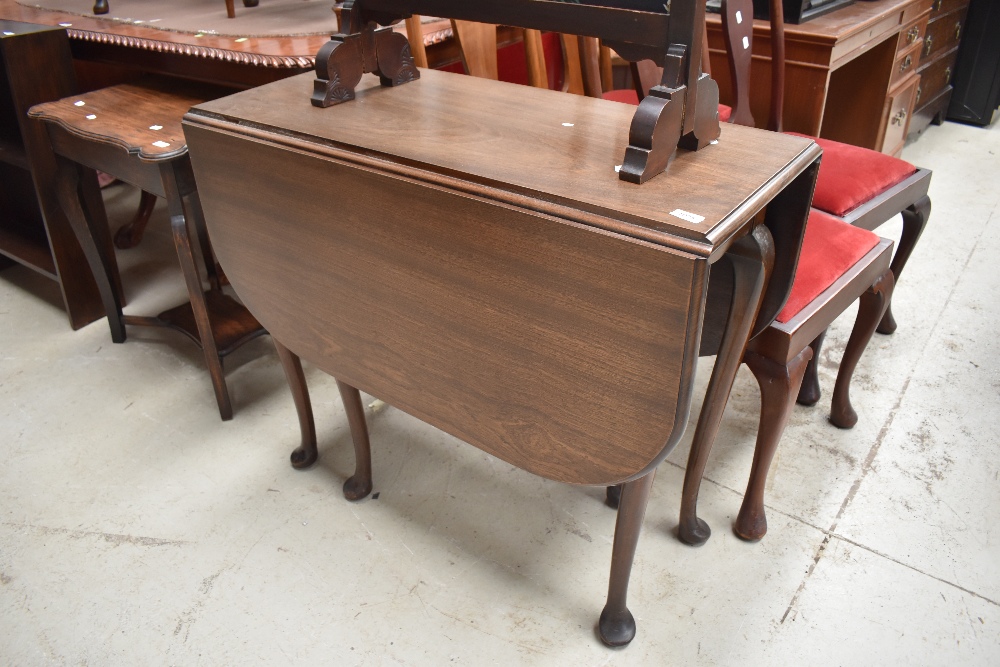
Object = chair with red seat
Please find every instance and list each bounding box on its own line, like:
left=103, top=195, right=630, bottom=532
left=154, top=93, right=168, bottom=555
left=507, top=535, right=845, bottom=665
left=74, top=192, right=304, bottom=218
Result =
left=672, top=0, right=908, bottom=545
left=718, top=0, right=931, bottom=408
left=601, top=0, right=901, bottom=544
left=602, top=0, right=930, bottom=342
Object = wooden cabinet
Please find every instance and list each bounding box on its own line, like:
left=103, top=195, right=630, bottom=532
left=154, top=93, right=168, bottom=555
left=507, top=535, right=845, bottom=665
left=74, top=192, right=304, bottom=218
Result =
left=946, top=0, right=1000, bottom=126
left=0, top=21, right=106, bottom=329
left=908, top=0, right=970, bottom=136
left=707, top=0, right=933, bottom=155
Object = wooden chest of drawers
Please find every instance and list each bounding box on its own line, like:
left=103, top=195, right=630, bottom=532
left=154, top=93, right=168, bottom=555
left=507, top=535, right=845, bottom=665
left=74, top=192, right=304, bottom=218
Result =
left=909, top=0, right=970, bottom=137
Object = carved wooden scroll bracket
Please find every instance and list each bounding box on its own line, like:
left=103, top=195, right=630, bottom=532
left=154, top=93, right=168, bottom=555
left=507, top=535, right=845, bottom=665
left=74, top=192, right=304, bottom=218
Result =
left=620, top=45, right=720, bottom=184
left=311, top=23, right=418, bottom=108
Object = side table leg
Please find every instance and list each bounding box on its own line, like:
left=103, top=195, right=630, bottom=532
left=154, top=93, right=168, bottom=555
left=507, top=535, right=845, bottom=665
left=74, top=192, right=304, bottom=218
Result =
left=273, top=340, right=318, bottom=469
left=599, top=469, right=656, bottom=647
left=161, top=163, right=232, bottom=421
left=113, top=190, right=157, bottom=250
left=53, top=158, right=126, bottom=343
left=678, top=224, right=774, bottom=546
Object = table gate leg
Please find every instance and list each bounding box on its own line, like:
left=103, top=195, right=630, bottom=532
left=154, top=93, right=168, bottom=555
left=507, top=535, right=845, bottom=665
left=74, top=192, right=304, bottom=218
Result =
left=337, top=380, right=374, bottom=501
left=274, top=340, right=318, bottom=469
left=599, top=469, right=656, bottom=647
left=678, top=224, right=774, bottom=546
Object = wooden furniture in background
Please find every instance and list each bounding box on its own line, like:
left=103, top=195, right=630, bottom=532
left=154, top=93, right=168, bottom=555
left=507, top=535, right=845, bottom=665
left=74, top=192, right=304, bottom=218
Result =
left=0, top=21, right=109, bottom=329
left=184, top=69, right=821, bottom=646
left=28, top=78, right=267, bottom=421
left=908, top=0, right=970, bottom=136
left=945, top=0, right=999, bottom=127
left=706, top=0, right=933, bottom=155
left=93, top=0, right=261, bottom=20
left=0, top=0, right=319, bottom=88
left=739, top=0, right=932, bottom=339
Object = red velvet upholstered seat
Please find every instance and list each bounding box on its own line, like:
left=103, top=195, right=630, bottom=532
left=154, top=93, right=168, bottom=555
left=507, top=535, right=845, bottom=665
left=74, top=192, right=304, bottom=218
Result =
left=776, top=210, right=880, bottom=323
left=601, top=88, right=638, bottom=104
left=601, top=89, right=733, bottom=122
left=786, top=133, right=918, bottom=217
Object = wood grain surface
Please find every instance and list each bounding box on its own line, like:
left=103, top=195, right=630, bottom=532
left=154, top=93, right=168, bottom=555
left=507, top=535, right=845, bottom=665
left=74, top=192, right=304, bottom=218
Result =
left=186, top=122, right=706, bottom=484
left=188, top=69, right=817, bottom=258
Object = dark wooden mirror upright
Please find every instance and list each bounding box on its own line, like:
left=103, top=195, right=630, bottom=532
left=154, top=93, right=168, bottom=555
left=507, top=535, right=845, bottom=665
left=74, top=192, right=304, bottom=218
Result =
left=310, top=0, right=723, bottom=184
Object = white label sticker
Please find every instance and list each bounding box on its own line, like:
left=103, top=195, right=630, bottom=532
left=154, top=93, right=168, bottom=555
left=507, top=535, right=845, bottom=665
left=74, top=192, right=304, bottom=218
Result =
left=86, top=114, right=97, bottom=120
left=669, top=209, right=705, bottom=224
left=59, top=23, right=73, bottom=27
left=74, top=101, right=86, bottom=107
left=614, top=165, right=622, bottom=173
left=149, top=125, right=163, bottom=131
left=743, top=36, right=750, bottom=50
left=152, top=141, right=171, bottom=148
left=3, top=31, right=15, bottom=36
left=736, top=11, right=743, bottom=23
left=235, top=37, right=248, bottom=42
left=562, top=122, right=574, bottom=127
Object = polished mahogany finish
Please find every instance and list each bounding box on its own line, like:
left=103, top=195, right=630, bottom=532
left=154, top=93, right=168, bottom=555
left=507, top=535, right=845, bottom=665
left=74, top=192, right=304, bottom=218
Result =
left=29, top=78, right=268, bottom=421
left=183, top=69, right=820, bottom=644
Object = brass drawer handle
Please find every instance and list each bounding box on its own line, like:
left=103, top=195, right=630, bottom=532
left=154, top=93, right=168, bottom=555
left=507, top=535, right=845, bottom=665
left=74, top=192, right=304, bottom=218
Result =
left=924, top=35, right=934, bottom=56
left=955, top=21, right=962, bottom=41
left=892, top=108, right=909, bottom=125
left=907, top=26, right=921, bottom=43
left=916, top=86, right=922, bottom=104
left=945, top=66, right=952, bottom=81
left=900, top=55, right=913, bottom=72
left=933, top=0, right=942, bottom=12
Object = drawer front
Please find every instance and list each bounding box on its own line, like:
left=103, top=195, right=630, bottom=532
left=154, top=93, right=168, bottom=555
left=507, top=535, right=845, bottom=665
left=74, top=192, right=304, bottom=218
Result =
left=882, top=76, right=919, bottom=155
left=897, top=16, right=930, bottom=53
left=929, top=0, right=967, bottom=18
left=901, top=0, right=934, bottom=25
left=915, top=46, right=960, bottom=107
left=924, top=7, right=969, bottom=60
left=892, top=41, right=924, bottom=90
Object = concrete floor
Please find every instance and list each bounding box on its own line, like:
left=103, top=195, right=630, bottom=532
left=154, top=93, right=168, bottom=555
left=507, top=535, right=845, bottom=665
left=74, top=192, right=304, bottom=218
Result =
left=1, top=117, right=998, bottom=666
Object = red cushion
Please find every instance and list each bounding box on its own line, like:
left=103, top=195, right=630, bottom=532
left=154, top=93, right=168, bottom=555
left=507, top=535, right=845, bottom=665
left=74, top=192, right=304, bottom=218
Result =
left=786, top=133, right=917, bottom=217
left=601, top=92, right=733, bottom=123
left=776, top=209, right=880, bottom=323
left=602, top=89, right=639, bottom=104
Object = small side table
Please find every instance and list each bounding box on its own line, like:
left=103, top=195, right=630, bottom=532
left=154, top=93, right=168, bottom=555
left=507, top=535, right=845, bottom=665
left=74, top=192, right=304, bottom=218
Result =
left=29, top=78, right=267, bottom=421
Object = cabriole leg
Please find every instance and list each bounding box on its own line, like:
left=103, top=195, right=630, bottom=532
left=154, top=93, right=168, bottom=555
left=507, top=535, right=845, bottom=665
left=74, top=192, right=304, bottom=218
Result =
left=273, top=340, right=318, bottom=469
left=599, top=470, right=656, bottom=647
left=735, top=347, right=812, bottom=541
left=830, top=271, right=894, bottom=428
left=878, top=195, right=930, bottom=334
left=337, top=380, right=374, bottom=501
